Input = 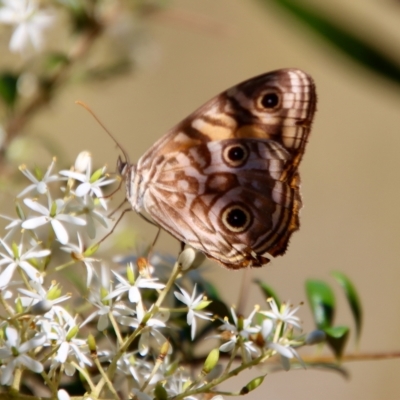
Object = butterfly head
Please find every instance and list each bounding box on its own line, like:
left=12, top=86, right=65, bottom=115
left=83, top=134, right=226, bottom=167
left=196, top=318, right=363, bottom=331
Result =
left=117, top=155, right=128, bottom=176
left=117, top=155, right=143, bottom=213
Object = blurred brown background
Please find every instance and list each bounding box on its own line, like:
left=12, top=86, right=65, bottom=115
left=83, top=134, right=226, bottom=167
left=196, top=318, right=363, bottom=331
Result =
left=4, top=0, right=400, bottom=399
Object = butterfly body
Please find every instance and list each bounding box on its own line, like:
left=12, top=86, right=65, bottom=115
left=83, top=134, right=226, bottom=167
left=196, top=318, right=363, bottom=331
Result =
left=121, top=68, right=316, bottom=269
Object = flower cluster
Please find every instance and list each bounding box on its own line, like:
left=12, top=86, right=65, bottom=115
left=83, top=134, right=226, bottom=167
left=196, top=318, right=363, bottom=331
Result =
left=0, top=154, right=321, bottom=400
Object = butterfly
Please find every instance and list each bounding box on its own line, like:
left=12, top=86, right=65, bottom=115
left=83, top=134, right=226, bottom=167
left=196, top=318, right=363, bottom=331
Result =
left=118, top=68, right=317, bottom=269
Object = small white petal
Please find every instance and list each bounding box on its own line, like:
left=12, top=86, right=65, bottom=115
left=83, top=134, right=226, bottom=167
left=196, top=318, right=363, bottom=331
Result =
left=23, top=198, right=48, bottom=214
left=75, top=182, right=91, bottom=197
left=51, top=219, right=69, bottom=244
left=22, top=215, right=49, bottom=229
left=128, top=286, right=141, bottom=303
left=19, top=260, right=42, bottom=282
left=97, top=314, right=109, bottom=331
left=56, top=342, right=69, bottom=363
left=220, top=340, right=235, bottom=352
left=56, top=214, right=86, bottom=226
left=1, top=361, right=15, bottom=385
left=19, top=333, right=46, bottom=353
left=5, top=327, right=19, bottom=347
left=24, top=249, right=51, bottom=259
left=0, top=263, right=17, bottom=286
left=17, top=183, right=36, bottom=198
left=269, top=342, right=294, bottom=359
left=18, top=354, right=43, bottom=373
left=59, top=170, right=86, bottom=181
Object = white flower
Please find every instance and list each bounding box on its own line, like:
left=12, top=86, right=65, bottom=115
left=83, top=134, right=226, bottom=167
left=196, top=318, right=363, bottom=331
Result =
left=119, top=302, right=170, bottom=356
left=0, top=0, right=54, bottom=55
left=106, top=263, right=165, bottom=304
left=0, top=239, right=48, bottom=286
left=268, top=340, right=304, bottom=371
left=17, top=158, right=63, bottom=198
left=59, top=156, right=115, bottom=210
left=259, top=318, right=304, bottom=371
left=259, top=298, right=301, bottom=330
left=18, top=280, right=70, bottom=313
left=216, top=307, right=261, bottom=362
left=42, top=320, right=92, bottom=369
left=219, top=307, right=260, bottom=340
left=21, top=198, right=86, bottom=245
left=0, top=327, right=46, bottom=385
left=60, top=234, right=98, bottom=287
left=174, top=284, right=212, bottom=340
left=65, top=195, right=109, bottom=239
left=81, top=265, right=130, bottom=331
left=0, top=212, right=23, bottom=241
left=166, top=372, right=197, bottom=399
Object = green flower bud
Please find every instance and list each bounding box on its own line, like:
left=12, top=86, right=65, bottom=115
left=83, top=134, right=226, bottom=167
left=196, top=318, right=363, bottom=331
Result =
left=66, top=325, right=79, bottom=341
left=240, top=376, right=265, bottom=394
left=154, top=383, right=168, bottom=400
left=202, top=348, right=219, bottom=374
left=87, top=334, right=97, bottom=353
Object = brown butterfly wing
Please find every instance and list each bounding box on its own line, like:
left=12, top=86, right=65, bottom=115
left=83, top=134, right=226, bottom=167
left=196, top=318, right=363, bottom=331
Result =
left=133, top=68, right=316, bottom=268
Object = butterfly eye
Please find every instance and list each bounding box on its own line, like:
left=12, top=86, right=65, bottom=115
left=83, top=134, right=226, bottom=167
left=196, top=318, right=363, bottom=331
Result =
left=260, top=91, right=281, bottom=109
left=221, top=204, right=252, bottom=233
left=222, top=143, right=249, bottom=167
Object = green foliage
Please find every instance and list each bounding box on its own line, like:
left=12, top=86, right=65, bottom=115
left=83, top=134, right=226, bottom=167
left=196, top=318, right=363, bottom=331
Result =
left=259, top=0, right=400, bottom=86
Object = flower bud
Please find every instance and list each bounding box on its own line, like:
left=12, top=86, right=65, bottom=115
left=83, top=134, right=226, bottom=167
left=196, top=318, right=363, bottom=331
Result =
left=240, top=375, right=265, bottom=394
left=31, top=300, right=52, bottom=315
left=154, top=383, right=168, bottom=400
left=202, top=348, right=219, bottom=375
left=305, top=330, right=326, bottom=345
left=87, top=334, right=97, bottom=354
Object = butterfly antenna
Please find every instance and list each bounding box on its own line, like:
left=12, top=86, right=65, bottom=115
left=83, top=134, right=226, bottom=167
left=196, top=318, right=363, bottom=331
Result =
left=75, top=100, right=130, bottom=165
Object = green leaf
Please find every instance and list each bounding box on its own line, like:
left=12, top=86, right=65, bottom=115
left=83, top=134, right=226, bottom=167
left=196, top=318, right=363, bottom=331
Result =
left=332, top=271, right=362, bottom=342
left=305, top=280, right=335, bottom=329
left=0, top=73, right=18, bottom=107
left=324, top=326, right=350, bottom=359
left=304, top=362, right=349, bottom=379
left=253, top=278, right=281, bottom=308
left=259, top=0, right=400, bottom=86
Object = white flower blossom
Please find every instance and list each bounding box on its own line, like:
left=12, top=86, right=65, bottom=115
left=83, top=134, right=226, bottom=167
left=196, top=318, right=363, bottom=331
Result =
left=17, top=158, right=63, bottom=198
left=0, top=213, right=23, bottom=241
left=59, top=156, right=115, bottom=210
left=65, top=195, right=109, bottom=239
left=0, top=0, right=54, bottom=55
left=259, top=298, right=301, bottom=330
left=174, top=284, right=212, bottom=340
left=216, top=307, right=261, bottom=362
left=0, top=239, right=48, bottom=285
left=60, top=234, right=98, bottom=287
left=106, top=263, right=165, bottom=304
left=41, top=320, right=92, bottom=371
left=119, top=302, right=170, bottom=357
left=18, top=280, right=70, bottom=316
left=21, top=197, right=86, bottom=245
left=0, top=326, right=46, bottom=385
